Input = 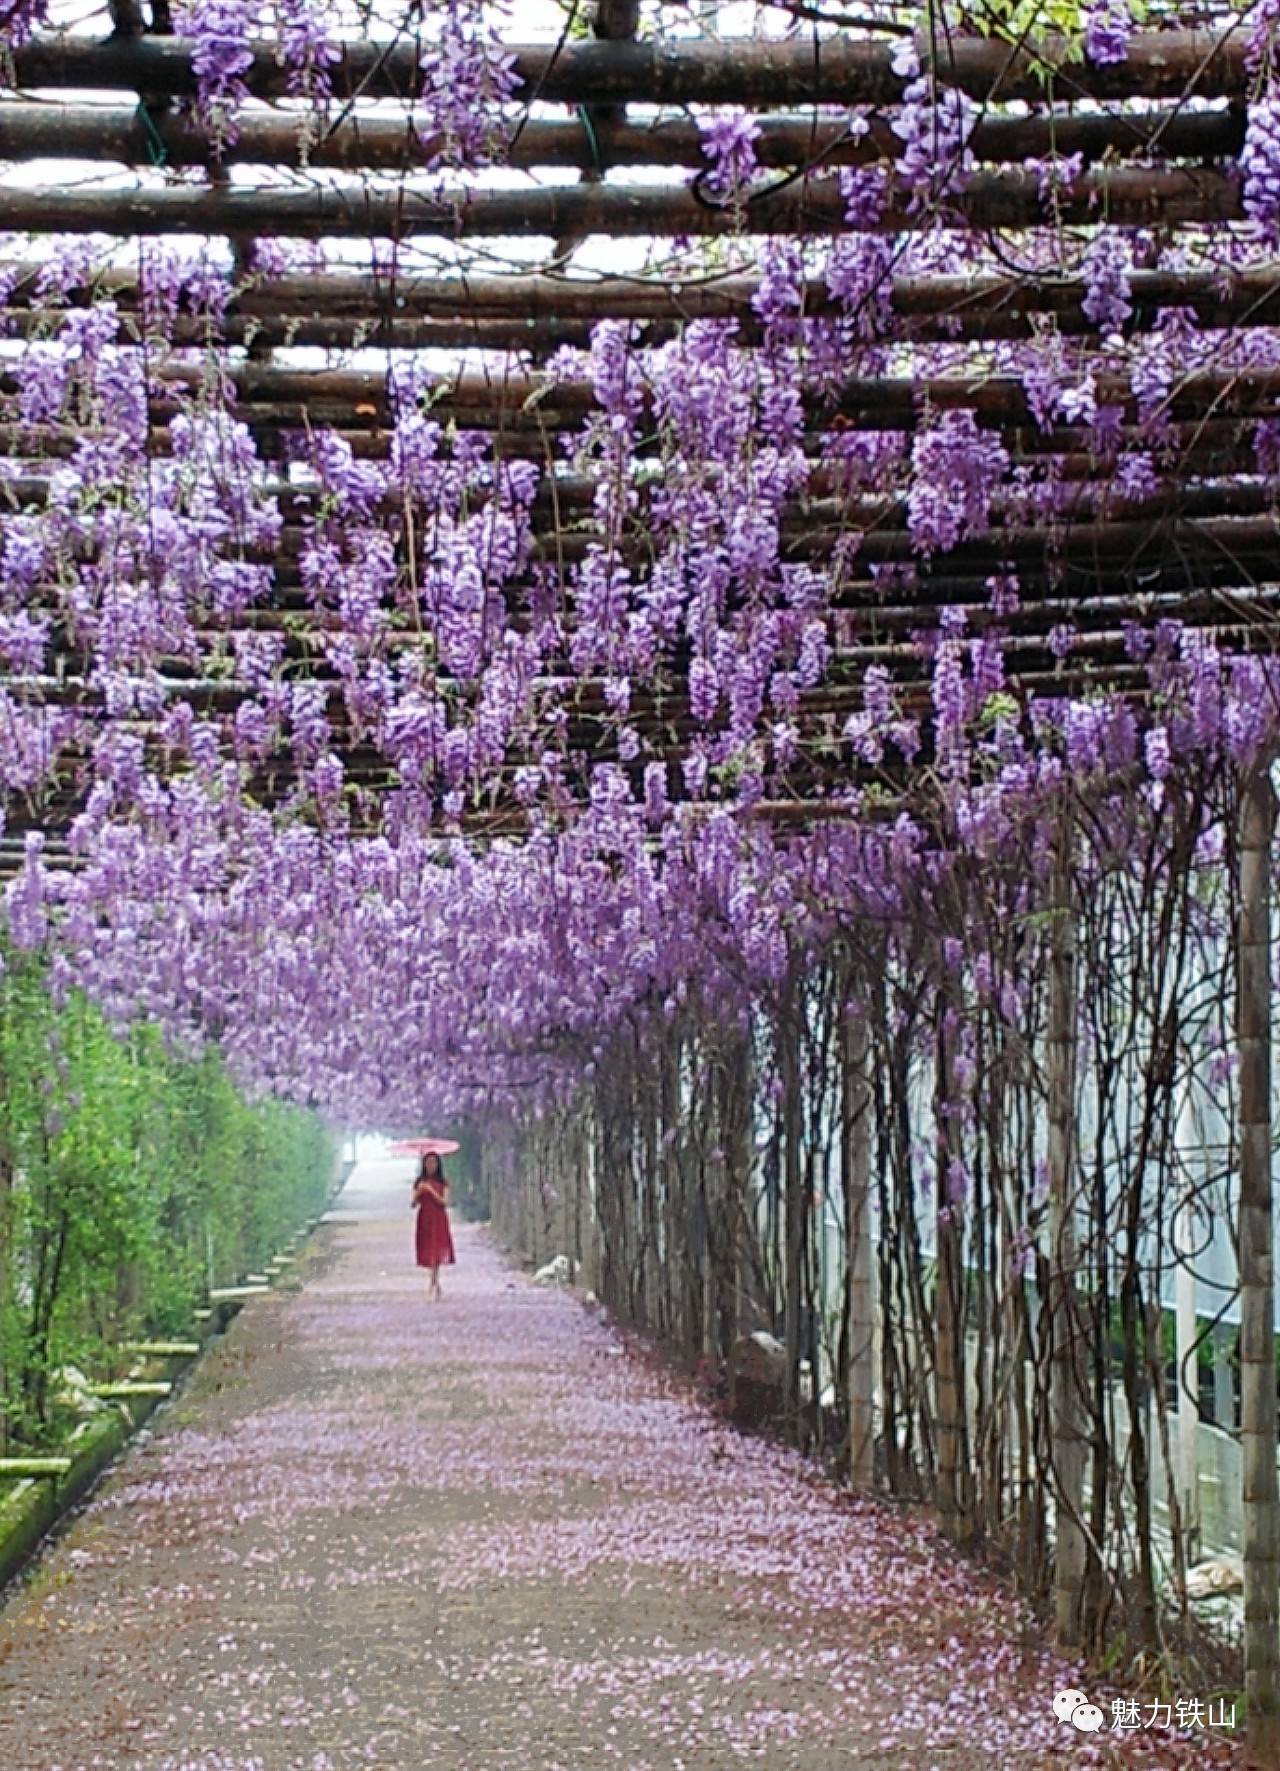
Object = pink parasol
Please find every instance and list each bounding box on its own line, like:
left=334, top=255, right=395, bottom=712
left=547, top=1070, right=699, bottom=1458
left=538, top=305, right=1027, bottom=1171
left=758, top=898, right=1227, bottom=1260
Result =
left=388, top=1136, right=460, bottom=1156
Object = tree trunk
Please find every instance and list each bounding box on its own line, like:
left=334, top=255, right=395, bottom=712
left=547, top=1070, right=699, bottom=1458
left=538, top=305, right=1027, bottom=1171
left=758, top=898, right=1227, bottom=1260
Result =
left=1238, top=764, right=1280, bottom=1757
left=1047, top=830, right=1089, bottom=1646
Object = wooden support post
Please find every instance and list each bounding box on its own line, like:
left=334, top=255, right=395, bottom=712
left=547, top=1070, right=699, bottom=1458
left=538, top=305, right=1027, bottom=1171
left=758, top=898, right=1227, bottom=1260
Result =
left=522, top=1140, right=535, bottom=1264
left=570, top=1116, right=585, bottom=1280
left=934, top=1008, right=966, bottom=1542
left=1238, top=763, right=1280, bottom=1756
left=1174, top=1082, right=1203, bottom=1567
left=1174, top=1224, right=1202, bottom=1566
left=655, top=1045, right=675, bottom=1339
left=1047, top=830, right=1089, bottom=1646
left=558, top=1116, right=576, bottom=1262
left=593, top=1117, right=606, bottom=1299
left=843, top=1003, right=875, bottom=1489
left=780, top=982, right=805, bottom=1428
left=701, top=1130, right=719, bottom=1364
left=721, top=1028, right=753, bottom=1386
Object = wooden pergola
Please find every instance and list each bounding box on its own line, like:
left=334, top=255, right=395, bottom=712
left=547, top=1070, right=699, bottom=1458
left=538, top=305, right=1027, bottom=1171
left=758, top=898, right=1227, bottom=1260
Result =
left=5, top=1, right=1280, bottom=1746
left=0, top=1, right=1269, bottom=1040
left=2, top=8, right=1278, bottom=844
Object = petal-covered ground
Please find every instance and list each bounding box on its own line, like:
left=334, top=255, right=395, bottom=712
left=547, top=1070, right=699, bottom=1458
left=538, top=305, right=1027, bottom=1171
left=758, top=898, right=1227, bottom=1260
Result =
left=0, top=1155, right=1246, bottom=1771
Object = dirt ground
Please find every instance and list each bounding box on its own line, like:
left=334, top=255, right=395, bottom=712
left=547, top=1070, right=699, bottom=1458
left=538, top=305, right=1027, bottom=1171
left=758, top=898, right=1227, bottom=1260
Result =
left=0, top=1155, right=1247, bottom=1771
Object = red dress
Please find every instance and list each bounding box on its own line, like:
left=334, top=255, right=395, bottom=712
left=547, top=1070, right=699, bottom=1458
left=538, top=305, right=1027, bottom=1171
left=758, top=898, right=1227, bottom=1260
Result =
left=414, top=1180, right=456, bottom=1268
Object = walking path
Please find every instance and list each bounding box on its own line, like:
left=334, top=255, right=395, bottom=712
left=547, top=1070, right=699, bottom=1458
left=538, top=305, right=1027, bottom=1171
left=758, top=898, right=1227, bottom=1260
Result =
left=0, top=1154, right=1243, bottom=1770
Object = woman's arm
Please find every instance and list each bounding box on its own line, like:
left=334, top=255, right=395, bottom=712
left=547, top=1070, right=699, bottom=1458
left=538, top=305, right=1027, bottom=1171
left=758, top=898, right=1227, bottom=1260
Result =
left=421, top=1181, right=447, bottom=1205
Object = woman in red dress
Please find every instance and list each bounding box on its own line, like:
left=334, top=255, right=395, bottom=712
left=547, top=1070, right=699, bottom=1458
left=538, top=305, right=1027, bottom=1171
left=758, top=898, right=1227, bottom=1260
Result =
left=412, top=1152, right=456, bottom=1300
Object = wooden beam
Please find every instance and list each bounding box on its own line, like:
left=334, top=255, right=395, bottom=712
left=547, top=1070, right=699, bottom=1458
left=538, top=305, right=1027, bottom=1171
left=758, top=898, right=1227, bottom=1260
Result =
left=0, top=98, right=1244, bottom=176
left=6, top=358, right=1280, bottom=447
left=8, top=30, right=1253, bottom=108
left=10, top=460, right=1280, bottom=544
left=0, top=166, right=1242, bottom=240
left=129, top=360, right=1280, bottom=430
left=13, top=259, right=1280, bottom=351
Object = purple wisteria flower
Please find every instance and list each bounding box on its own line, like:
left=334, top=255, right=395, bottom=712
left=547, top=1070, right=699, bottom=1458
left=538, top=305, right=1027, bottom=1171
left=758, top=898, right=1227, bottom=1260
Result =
left=1081, top=230, right=1133, bottom=334
left=0, top=0, right=48, bottom=48
left=278, top=0, right=339, bottom=101
left=908, top=411, right=1008, bottom=555
left=1084, top=0, right=1133, bottom=65
left=1243, top=97, right=1280, bottom=244
left=178, top=0, right=256, bottom=149
left=417, top=5, right=519, bottom=168
left=699, top=111, right=761, bottom=202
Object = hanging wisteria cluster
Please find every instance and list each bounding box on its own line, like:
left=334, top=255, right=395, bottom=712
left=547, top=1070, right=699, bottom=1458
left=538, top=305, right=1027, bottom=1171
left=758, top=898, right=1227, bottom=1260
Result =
left=2, top=244, right=1279, bottom=1116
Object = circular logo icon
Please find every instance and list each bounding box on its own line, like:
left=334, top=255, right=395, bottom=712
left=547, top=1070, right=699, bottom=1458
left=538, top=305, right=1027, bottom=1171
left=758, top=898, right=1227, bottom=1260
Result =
left=1053, top=1688, right=1089, bottom=1723
left=1072, top=1703, right=1105, bottom=1733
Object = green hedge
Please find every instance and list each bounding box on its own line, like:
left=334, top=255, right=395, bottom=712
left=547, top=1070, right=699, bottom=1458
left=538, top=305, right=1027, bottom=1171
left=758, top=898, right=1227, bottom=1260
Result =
left=0, top=954, right=334, bottom=1452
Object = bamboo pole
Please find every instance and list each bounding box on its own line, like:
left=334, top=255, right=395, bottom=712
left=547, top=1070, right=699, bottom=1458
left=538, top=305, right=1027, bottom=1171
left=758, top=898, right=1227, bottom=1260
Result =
left=14, top=461, right=1280, bottom=539
left=12, top=481, right=1280, bottom=595
left=8, top=29, right=1253, bottom=107
left=1238, top=763, right=1280, bottom=1757
left=7, top=617, right=1276, bottom=723
left=15, top=637, right=1280, bottom=716
left=1047, top=824, right=1089, bottom=1647
left=669, top=1042, right=699, bottom=1359
left=1173, top=1082, right=1203, bottom=1568
left=934, top=1007, right=967, bottom=1542
left=780, top=982, right=805, bottom=1428
left=843, top=1002, right=875, bottom=1489
left=0, top=638, right=1184, bottom=713
left=0, top=415, right=1269, bottom=476
left=585, top=1117, right=603, bottom=1297
left=0, top=166, right=1241, bottom=241
left=13, top=255, right=1280, bottom=349
left=14, top=357, right=1280, bottom=437
left=0, top=311, right=607, bottom=354
left=15, top=507, right=1280, bottom=581
left=0, top=99, right=1243, bottom=176
left=24, top=522, right=1280, bottom=593
left=723, top=1027, right=755, bottom=1383
left=26, top=582, right=1278, bottom=665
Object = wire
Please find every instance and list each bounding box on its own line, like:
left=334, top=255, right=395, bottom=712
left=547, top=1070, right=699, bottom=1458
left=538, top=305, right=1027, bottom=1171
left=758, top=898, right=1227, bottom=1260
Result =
left=135, top=101, right=169, bottom=171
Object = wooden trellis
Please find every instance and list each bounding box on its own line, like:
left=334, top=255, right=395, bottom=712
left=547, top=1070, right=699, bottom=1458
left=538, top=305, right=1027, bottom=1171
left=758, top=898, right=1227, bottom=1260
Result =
left=5, top=5, right=1280, bottom=1749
